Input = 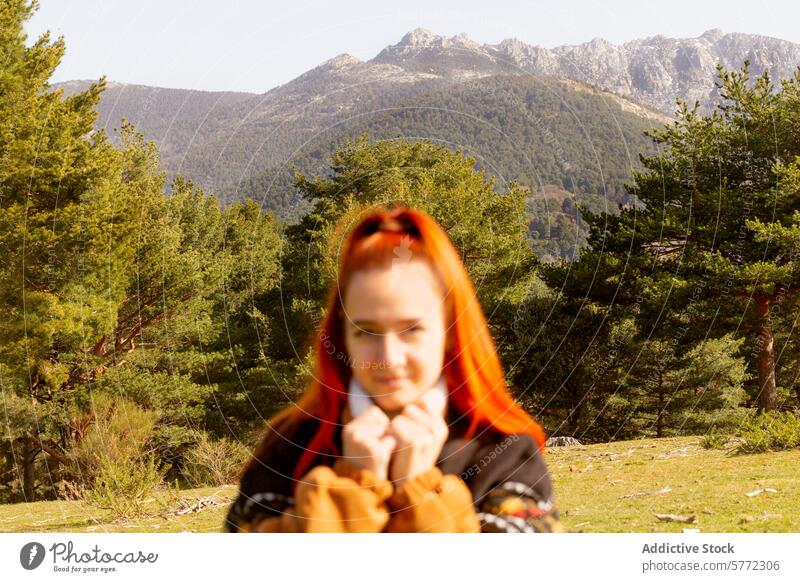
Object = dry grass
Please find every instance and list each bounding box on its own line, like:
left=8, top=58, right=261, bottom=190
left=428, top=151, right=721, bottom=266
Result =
left=1, top=436, right=798, bottom=533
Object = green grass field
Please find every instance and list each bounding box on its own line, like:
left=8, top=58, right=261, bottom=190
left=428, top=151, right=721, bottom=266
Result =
left=1, top=436, right=797, bottom=533
left=549, top=436, right=799, bottom=532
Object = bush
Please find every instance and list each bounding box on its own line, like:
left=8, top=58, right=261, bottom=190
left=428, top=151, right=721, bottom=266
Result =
left=735, top=411, right=800, bottom=454
left=83, top=454, right=170, bottom=519
left=182, top=431, right=250, bottom=487
left=699, top=432, right=730, bottom=450
left=67, top=393, right=158, bottom=487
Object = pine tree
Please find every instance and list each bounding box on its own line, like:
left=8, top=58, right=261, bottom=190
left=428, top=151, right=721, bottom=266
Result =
left=546, top=63, right=800, bottom=421
left=0, top=2, right=282, bottom=500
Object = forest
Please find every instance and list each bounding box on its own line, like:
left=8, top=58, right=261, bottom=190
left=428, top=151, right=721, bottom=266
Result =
left=1, top=0, right=799, bottom=506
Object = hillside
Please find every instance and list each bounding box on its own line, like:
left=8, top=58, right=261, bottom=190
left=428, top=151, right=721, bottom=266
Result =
left=60, top=75, right=664, bottom=259
left=2, top=437, right=797, bottom=533
left=241, top=74, right=663, bottom=258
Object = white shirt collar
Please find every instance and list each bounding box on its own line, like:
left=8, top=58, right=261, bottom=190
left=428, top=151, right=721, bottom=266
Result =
left=347, top=375, right=448, bottom=419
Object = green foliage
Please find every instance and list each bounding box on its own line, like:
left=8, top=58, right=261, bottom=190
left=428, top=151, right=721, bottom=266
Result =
left=67, top=393, right=158, bottom=484
left=83, top=454, right=170, bottom=519
left=539, top=62, right=800, bottom=440
left=699, top=431, right=731, bottom=450
left=735, top=411, right=800, bottom=454
left=502, top=284, right=616, bottom=440
left=0, top=1, right=282, bottom=502
left=621, top=333, right=749, bottom=437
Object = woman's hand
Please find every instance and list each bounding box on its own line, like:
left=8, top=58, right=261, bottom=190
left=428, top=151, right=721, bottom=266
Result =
left=388, top=400, right=449, bottom=486
left=342, top=405, right=396, bottom=481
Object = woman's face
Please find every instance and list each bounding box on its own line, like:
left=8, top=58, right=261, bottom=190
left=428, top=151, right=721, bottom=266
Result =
left=342, top=260, right=448, bottom=414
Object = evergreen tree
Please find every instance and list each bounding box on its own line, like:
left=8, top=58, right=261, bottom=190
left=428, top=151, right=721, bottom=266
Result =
left=546, top=63, right=800, bottom=423
left=0, top=2, right=282, bottom=500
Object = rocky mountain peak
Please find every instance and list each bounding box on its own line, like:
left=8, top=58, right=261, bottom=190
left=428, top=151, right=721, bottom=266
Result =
left=398, top=27, right=438, bottom=48
left=448, top=32, right=480, bottom=50
left=587, top=37, right=613, bottom=48
left=700, top=28, right=725, bottom=43
left=319, top=53, right=362, bottom=70
left=290, top=27, right=800, bottom=115
left=388, top=28, right=481, bottom=52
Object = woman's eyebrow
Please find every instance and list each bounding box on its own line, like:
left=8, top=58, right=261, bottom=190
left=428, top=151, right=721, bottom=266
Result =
left=350, top=318, right=423, bottom=327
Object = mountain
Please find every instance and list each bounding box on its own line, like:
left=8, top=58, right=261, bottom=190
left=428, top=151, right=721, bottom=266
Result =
left=55, top=29, right=800, bottom=244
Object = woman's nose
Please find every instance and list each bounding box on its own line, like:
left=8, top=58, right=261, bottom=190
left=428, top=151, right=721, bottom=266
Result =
left=376, top=333, right=406, bottom=368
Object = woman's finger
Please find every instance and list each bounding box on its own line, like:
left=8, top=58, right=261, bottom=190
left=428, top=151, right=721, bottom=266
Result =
left=377, top=434, right=397, bottom=454
left=401, top=403, right=437, bottom=433
left=389, top=414, right=422, bottom=443
left=404, top=403, right=450, bottom=443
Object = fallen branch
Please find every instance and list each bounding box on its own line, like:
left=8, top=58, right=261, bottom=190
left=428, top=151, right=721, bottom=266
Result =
left=170, top=495, right=226, bottom=515
left=655, top=513, right=696, bottom=524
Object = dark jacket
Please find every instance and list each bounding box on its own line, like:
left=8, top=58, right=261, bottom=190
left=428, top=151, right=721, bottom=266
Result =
left=225, top=407, right=562, bottom=533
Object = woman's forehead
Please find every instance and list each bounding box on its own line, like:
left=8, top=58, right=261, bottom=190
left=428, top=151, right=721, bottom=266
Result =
left=343, top=263, right=446, bottom=320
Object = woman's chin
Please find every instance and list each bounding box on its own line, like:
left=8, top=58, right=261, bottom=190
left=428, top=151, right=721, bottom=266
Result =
left=371, top=388, right=418, bottom=414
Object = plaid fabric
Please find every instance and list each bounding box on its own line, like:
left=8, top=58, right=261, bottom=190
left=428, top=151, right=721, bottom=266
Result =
left=226, top=491, right=294, bottom=532
left=438, top=431, right=562, bottom=534
left=477, top=481, right=562, bottom=533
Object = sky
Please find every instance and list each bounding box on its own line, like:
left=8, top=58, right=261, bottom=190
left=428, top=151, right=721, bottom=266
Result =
left=25, top=0, right=800, bottom=94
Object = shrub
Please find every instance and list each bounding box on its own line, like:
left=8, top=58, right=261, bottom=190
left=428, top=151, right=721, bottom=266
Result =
left=182, top=431, right=250, bottom=487
left=699, top=432, right=730, bottom=450
left=83, top=454, right=169, bottom=519
left=735, top=411, right=800, bottom=454
left=67, top=393, right=158, bottom=486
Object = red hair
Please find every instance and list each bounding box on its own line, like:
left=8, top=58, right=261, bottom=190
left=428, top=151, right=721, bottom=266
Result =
left=264, top=205, right=546, bottom=484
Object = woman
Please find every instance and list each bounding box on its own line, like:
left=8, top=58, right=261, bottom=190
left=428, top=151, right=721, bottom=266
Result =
left=225, top=206, right=562, bottom=533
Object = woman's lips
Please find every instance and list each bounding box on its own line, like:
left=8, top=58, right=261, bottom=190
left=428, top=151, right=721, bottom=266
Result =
left=376, top=376, right=407, bottom=387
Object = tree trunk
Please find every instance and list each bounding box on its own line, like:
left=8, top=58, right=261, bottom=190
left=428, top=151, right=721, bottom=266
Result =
left=755, top=296, right=777, bottom=413
left=567, top=405, right=581, bottom=435
left=656, top=372, right=665, bottom=438
left=22, top=439, right=36, bottom=502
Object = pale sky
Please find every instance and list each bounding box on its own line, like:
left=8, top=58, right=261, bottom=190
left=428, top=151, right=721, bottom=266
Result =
left=25, top=0, right=799, bottom=94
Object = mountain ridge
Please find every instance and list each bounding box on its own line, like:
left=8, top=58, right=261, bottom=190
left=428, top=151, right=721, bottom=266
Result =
left=53, top=28, right=800, bottom=223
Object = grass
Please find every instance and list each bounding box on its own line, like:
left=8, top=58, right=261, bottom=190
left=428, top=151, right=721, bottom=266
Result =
left=1, top=436, right=798, bottom=532
left=0, top=485, right=237, bottom=533
left=548, top=436, right=800, bottom=532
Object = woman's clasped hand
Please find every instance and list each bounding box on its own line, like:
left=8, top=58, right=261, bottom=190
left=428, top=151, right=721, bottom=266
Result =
left=342, top=392, right=449, bottom=486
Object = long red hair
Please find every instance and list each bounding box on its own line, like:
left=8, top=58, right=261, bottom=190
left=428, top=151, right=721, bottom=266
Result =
left=264, top=205, right=546, bottom=483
